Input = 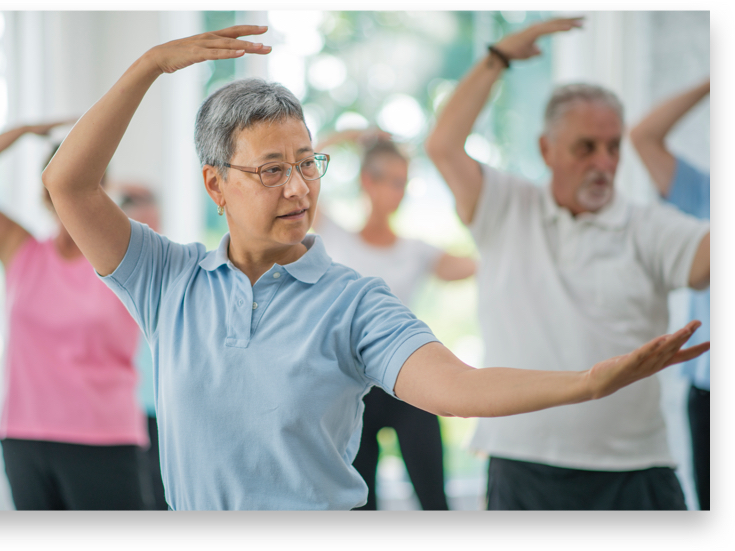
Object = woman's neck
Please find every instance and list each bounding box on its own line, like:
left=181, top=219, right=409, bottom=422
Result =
left=227, top=240, right=308, bottom=286
left=360, top=210, right=396, bottom=247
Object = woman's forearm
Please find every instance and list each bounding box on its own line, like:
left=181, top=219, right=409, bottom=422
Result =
left=442, top=366, right=590, bottom=418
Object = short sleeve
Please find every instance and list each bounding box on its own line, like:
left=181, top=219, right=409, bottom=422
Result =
left=99, top=219, right=204, bottom=340
left=634, top=201, right=710, bottom=292
left=667, top=157, right=710, bottom=220
left=468, top=163, right=531, bottom=248
left=349, top=279, right=439, bottom=397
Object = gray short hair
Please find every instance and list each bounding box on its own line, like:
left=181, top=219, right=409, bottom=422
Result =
left=543, top=83, right=624, bottom=137
left=194, top=78, right=307, bottom=179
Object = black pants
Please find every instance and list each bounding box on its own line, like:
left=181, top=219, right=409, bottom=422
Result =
left=688, top=385, right=710, bottom=510
left=2, top=438, right=148, bottom=510
left=486, top=456, right=687, bottom=510
left=141, top=416, right=168, bottom=510
left=352, top=387, right=448, bottom=510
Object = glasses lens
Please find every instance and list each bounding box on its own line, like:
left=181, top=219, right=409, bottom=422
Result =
left=260, top=163, right=290, bottom=187
left=299, top=155, right=328, bottom=181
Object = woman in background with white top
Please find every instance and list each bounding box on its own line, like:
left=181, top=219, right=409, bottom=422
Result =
left=315, top=133, right=475, bottom=510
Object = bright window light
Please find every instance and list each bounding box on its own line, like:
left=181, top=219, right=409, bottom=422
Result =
left=376, top=94, right=425, bottom=140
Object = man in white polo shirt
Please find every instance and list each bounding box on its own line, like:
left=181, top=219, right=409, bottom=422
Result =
left=426, top=18, right=711, bottom=509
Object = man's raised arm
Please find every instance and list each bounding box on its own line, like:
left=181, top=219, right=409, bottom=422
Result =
left=425, top=17, right=582, bottom=226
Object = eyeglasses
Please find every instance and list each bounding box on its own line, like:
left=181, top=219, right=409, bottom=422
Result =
left=224, top=153, right=330, bottom=188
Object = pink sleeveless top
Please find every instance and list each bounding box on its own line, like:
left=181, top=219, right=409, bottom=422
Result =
left=1, top=237, right=148, bottom=446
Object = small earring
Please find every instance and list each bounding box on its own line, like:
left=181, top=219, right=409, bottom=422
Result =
left=217, top=204, right=224, bottom=216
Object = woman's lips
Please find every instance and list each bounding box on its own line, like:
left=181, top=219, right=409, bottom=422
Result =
left=277, top=208, right=307, bottom=220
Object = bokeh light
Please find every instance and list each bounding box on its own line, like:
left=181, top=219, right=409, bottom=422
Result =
left=308, top=54, right=347, bottom=91
left=334, top=111, right=369, bottom=132
left=376, top=94, right=426, bottom=141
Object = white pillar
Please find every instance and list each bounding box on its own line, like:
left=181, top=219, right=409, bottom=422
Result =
left=159, top=11, right=205, bottom=244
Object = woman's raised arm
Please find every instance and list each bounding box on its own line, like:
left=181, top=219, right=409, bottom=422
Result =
left=42, top=26, right=271, bottom=276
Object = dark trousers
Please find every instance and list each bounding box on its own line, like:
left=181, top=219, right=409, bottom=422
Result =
left=142, top=416, right=168, bottom=510
left=2, top=438, right=148, bottom=510
left=352, top=387, right=448, bottom=510
left=486, top=456, right=687, bottom=510
left=688, top=385, right=710, bottom=510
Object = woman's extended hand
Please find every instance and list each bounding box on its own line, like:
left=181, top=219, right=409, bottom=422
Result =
left=145, top=25, right=272, bottom=75
left=586, top=320, right=710, bottom=400
left=494, top=17, right=583, bottom=61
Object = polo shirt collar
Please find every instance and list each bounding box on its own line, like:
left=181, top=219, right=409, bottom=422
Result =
left=198, top=233, right=332, bottom=284
left=541, top=184, right=628, bottom=229
left=281, top=234, right=332, bottom=284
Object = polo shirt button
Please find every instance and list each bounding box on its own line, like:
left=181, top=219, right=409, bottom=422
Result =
left=237, top=299, right=244, bottom=306
left=273, top=272, right=281, bottom=279
left=252, top=302, right=258, bottom=310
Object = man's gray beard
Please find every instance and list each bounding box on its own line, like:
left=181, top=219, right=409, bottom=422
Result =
left=576, top=173, right=614, bottom=212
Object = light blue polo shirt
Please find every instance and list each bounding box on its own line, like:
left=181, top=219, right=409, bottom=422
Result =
left=668, top=157, right=710, bottom=391
left=101, top=220, right=438, bottom=510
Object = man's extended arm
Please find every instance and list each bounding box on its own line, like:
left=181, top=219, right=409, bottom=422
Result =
left=630, top=79, right=710, bottom=196
left=425, top=17, right=582, bottom=226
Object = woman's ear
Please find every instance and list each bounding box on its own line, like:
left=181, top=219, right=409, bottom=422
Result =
left=202, top=165, right=225, bottom=208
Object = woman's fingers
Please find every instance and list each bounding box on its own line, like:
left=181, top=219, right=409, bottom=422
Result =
left=665, top=341, right=710, bottom=367
left=201, top=37, right=271, bottom=55
left=213, top=25, right=269, bottom=39
left=636, top=320, right=702, bottom=371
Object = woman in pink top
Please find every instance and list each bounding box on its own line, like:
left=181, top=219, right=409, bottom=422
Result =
left=0, top=124, right=149, bottom=510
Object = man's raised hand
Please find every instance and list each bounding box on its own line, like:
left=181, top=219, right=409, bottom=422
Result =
left=494, top=17, right=583, bottom=62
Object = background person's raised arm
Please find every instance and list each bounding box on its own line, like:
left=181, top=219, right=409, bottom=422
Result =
left=629, top=79, right=710, bottom=196
left=425, top=17, right=582, bottom=226
left=42, top=26, right=271, bottom=277
left=0, top=120, right=74, bottom=266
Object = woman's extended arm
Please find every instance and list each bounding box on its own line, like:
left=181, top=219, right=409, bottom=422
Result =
left=394, top=321, right=708, bottom=418
left=42, top=26, right=271, bottom=276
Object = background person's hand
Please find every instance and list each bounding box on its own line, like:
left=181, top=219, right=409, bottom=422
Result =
left=586, top=320, right=709, bottom=400
left=494, top=17, right=583, bottom=61
left=145, top=25, right=272, bottom=75
left=24, top=119, right=77, bottom=136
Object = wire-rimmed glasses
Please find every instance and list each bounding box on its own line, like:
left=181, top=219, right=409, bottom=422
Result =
left=224, top=153, right=330, bottom=188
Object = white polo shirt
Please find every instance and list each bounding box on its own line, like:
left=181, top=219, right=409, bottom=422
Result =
left=468, top=164, right=710, bottom=471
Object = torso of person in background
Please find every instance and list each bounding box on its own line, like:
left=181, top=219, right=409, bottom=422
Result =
left=316, top=215, right=441, bottom=306
left=1, top=236, right=148, bottom=447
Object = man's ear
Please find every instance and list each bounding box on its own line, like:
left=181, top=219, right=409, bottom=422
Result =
left=539, top=135, right=552, bottom=168
left=203, top=165, right=225, bottom=208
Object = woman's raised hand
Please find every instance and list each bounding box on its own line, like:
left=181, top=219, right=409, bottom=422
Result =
left=586, top=320, right=710, bottom=400
left=494, top=17, right=583, bottom=61
left=145, top=25, right=272, bottom=75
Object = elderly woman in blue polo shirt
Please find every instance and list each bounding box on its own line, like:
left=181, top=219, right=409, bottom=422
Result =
left=42, top=25, right=708, bottom=511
